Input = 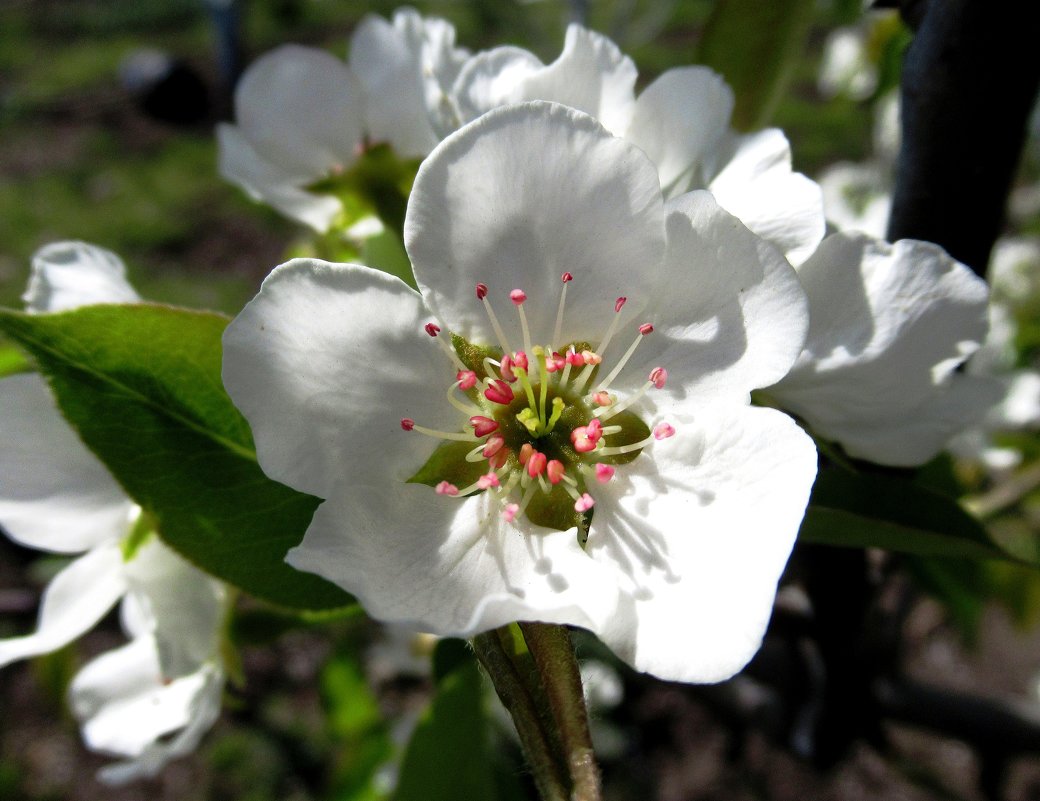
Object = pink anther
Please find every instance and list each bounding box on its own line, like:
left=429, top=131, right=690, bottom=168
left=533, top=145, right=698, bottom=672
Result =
left=614, top=297, right=627, bottom=313
left=570, top=426, right=597, bottom=453
left=487, top=447, right=510, bottom=470
left=566, top=350, right=585, bottom=366
left=477, top=473, right=500, bottom=490
left=561, top=272, right=573, bottom=283
left=502, top=503, right=520, bottom=523
left=482, top=435, right=505, bottom=459
left=594, top=464, right=615, bottom=483
left=400, top=418, right=415, bottom=431
left=509, top=289, right=527, bottom=305
left=435, top=481, right=459, bottom=496
left=500, top=354, right=517, bottom=382
left=649, top=367, right=668, bottom=389
left=456, top=370, right=477, bottom=390
left=526, top=451, right=547, bottom=478
left=591, top=391, right=612, bottom=407
left=586, top=418, right=603, bottom=442
left=469, top=416, right=499, bottom=437
left=424, top=322, right=440, bottom=337
left=574, top=493, right=596, bottom=512
left=518, top=443, right=535, bottom=466
left=512, top=351, right=528, bottom=372
left=484, top=379, right=514, bottom=405
left=546, top=460, right=566, bottom=485
left=582, top=350, right=602, bottom=365
left=475, top=283, right=489, bottom=300
left=653, top=422, right=676, bottom=440
left=639, top=323, right=654, bottom=335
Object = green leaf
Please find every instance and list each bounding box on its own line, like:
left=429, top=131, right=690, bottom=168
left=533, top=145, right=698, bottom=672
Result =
left=0, top=304, right=352, bottom=611
left=799, top=467, right=1013, bottom=562
left=696, top=0, right=815, bottom=130
left=395, top=642, right=526, bottom=801
left=0, top=341, right=29, bottom=378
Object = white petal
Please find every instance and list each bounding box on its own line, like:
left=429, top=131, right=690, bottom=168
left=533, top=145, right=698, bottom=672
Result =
left=623, top=66, right=734, bottom=196
left=222, top=260, right=454, bottom=499
left=817, top=161, right=891, bottom=239
left=123, top=539, right=226, bottom=680
left=349, top=13, right=440, bottom=157
left=453, top=46, right=544, bottom=124
left=707, top=129, right=826, bottom=266
left=0, top=373, right=136, bottom=553
left=23, top=241, right=140, bottom=312
left=769, top=233, right=1002, bottom=466
left=405, top=102, right=665, bottom=347
left=588, top=406, right=817, bottom=683
left=216, top=123, right=343, bottom=232
left=509, top=25, right=637, bottom=135
left=0, top=543, right=127, bottom=667
left=70, top=634, right=222, bottom=776
left=234, top=45, right=361, bottom=181
left=287, top=486, right=620, bottom=637
left=628, top=191, right=809, bottom=407
left=93, top=665, right=223, bottom=785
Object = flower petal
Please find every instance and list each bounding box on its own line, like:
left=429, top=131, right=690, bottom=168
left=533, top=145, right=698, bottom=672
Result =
left=406, top=102, right=665, bottom=347
left=222, top=260, right=454, bottom=499
left=706, top=129, right=825, bottom=266
left=623, top=66, right=734, bottom=196
left=233, top=44, right=361, bottom=181
left=453, top=45, right=544, bottom=124
left=769, top=233, right=1002, bottom=466
left=23, top=241, right=140, bottom=312
left=508, top=25, right=637, bottom=135
left=626, top=191, right=808, bottom=407
left=287, top=486, right=619, bottom=637
left=123, top=539, right=226, bottom=680
left=0, top=373, right=136, bottom=553
left=0, top=542, right=127, bottom=668
left=350, top=12, right=441, bottom=157
left=70, top=634, right=222, bottom=781
left=216, top=123, right=343, bottom=231
left=588, top=406, right=817, bottom=682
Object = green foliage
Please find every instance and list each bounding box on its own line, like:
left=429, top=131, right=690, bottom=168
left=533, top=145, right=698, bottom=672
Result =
left=800, top=467, right=1014, bottom=562
left=0, top=303, right=352, bottom=611
left=697, top=0, right=816, bottom=130
left=395, top=641, right=527, bottom=801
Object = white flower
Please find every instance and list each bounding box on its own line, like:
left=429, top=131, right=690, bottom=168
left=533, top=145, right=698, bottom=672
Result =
left=766, top=233, right=1001, bottom=467
left=223, top=102, right=818, bottom=683
left=452, top=24, right=825, bottom=266
left=0, top=242, right=227, bottom=783
left=217, top=8, right=468, bottom=232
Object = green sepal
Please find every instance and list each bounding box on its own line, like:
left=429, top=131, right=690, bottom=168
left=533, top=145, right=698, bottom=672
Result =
left=406, top=440, right=487, bottom=489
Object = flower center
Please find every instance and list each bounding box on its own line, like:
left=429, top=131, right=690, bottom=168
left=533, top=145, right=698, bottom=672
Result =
left=403, top=273, right=674, bottom=536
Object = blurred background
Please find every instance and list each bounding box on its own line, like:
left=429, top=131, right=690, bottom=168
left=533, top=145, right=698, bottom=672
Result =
left=1, top=1, right=1039, bottom=799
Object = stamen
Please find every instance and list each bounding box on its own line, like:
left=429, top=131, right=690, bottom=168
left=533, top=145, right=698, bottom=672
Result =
left=425, top=322, right=467, bottom=371
left=483, top=435, right=506, bottom=459
left=401, top=419, right=478, bottom=442
left=435, top=481, right=459, bottom=496
left=649, top=367, right=668, bottom=389
left=511, top=289, right=532, bottom=355
left=596, top=296, right=627, bottom=355
left=570, top=425, right=598, bottom=453
left=593, top=323, right=654, bottom=394
left=469, top=416, right=499, bottom=437
left=477, top=473, right=500, bottom=490
left=484, top=379, right=514, bottom=405
left=476, top=283, right=513, bottom=355
left=502, top=503, right=519, bottom=523
left=594, top=464, right=615, bottom=482
left=653, top=422, right=675, bottom=440
left=546, top=460, right=565, bottom=485
left=448, top=382, right=483, bottom=415
left=591, top=391, right=612, bottom=407
left=526, top=451, right=547, bottom=478
left=457, top=370, right=477, bottom=391
left=553, top=272, right=572, bottom=346
left=574, top=493, right=595, bottom=513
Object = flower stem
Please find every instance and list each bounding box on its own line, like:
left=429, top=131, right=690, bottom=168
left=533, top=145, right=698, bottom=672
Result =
left=472, top=627, right=568, bottom=801
left=518, top=622, right=602, bottom=801
left=473, top=623, right=602, bottom=801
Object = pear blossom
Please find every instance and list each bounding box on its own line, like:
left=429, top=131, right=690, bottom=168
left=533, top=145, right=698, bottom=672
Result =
left=217, top=7, right=468, bottom=231
left=0, top=242, right=227, bottom=783
left=223, top=102, right=818, bottom=683
left=451, top=24, right=825, bottom=265
left=765, top=233, right=1002, bottom=467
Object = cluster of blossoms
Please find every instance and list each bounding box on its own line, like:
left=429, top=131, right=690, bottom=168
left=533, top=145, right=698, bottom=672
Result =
left=0, top=243, right=228, bottom=783
left=1, top=5, right=1012, bottom=783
